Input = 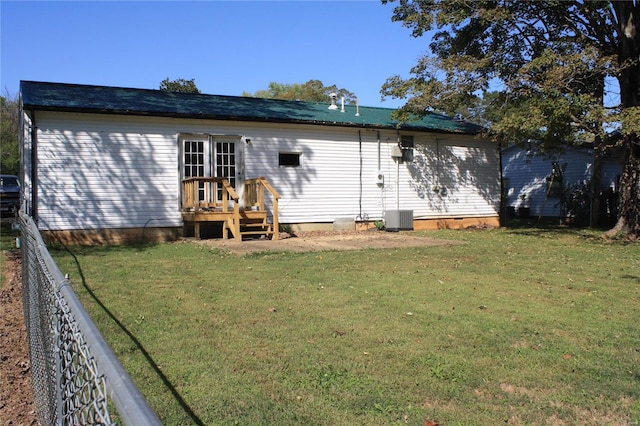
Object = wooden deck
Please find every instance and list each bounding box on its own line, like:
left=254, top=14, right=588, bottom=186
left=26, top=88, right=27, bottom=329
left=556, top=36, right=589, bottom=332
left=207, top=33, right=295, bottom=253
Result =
left=181, top=177, right=280, bottom=240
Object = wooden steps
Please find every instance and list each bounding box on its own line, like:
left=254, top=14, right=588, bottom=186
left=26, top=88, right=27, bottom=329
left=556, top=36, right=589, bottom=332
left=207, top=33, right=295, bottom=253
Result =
left=238, top=216, right=274, bottom=240
left=183, top=210, right=275, bottom=240
left=181, top=177, right=280, bottom=241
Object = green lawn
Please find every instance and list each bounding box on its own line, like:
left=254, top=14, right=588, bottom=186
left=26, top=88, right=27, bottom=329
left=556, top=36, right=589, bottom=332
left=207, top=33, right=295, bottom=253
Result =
left=1, top=221, right=20, bottom=275
left=1, top=221, right=19, bottom=250
left=50, top=227, right=640, bottom=425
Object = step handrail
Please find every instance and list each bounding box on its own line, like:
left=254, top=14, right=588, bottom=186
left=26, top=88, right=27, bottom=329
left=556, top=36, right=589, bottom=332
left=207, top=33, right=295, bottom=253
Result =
left=244, top=177, right=280, bottom=240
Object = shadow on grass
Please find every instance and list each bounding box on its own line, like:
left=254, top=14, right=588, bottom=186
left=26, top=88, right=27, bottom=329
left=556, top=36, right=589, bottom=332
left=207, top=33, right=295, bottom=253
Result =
left=58, top=243, right=205, bottom=426
left=503, top=218, right=607, bottom=239
left=504, top=221, right=640, bottom=246
left=622, top=274, right=640, bottom=284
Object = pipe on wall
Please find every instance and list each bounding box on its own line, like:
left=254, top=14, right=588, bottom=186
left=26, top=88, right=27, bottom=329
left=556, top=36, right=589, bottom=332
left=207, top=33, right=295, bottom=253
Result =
left=358, top=129, right=363, bottom=220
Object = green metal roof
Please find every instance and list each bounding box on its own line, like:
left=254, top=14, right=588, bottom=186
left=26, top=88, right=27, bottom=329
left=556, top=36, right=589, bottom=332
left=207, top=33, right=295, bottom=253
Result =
left=20, top=81, right=483, bottom=135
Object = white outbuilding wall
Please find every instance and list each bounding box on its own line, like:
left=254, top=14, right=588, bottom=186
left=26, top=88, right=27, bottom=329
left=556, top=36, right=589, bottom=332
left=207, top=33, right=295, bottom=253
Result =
left=502, top=145, right=623, bottom=218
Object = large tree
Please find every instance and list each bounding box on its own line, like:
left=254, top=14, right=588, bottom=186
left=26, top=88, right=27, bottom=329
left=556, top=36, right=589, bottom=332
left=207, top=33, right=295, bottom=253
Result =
left=1, top=93, right=20, bottom=175
left=381, top=0, right=640, bottom=238
left=159, top=78, right=201, bottom=94
left=243, top=80, right=356, bottom=104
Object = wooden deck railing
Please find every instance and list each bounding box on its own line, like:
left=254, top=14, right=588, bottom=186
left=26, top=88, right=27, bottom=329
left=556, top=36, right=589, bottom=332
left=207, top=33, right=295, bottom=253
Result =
left=181, top=177, right=280, bottom=240
left=182, top=177, right=239, bottom=213
left=244, top=177, right=281, bottom=240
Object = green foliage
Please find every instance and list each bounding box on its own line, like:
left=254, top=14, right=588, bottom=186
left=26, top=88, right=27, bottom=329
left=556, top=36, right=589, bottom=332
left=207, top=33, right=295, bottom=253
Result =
left=381, top=0, right=640, bottom=235
left=243, top=80, right=356, bottom=104
left=159, top=78, right=201, bottom=94
left=278, top=223, right=294, bottom=235
left=0, top=223, right=19, bottom=281
left=562, top=182, right=591, bottom=227
left=51, top=230, right=640, bottom=425
left=381, top=1, right=636, bottom=145
left=0, top=222, right=19, bottom=251
left=619, top=106, right=640, bottom=135
left=1, top=94, right=20, bottom=175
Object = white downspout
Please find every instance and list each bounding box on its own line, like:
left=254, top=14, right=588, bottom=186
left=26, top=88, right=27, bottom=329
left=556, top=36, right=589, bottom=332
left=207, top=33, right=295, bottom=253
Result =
left=377, top=131, right=381, bottom=171
left=395, top=156, right=400, bottom=210
left=396, top=131, right=401, bottom=210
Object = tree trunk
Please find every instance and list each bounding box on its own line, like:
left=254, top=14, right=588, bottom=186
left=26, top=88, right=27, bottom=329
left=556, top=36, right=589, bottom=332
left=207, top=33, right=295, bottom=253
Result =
left=604, top=136, right=640, bottom=238
left=605, top=1, right=640, bottom=238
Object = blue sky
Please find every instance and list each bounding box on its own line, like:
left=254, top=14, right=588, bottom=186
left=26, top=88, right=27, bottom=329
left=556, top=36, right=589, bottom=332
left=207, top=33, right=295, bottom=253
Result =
left=1, top=1, right=429, bottom=108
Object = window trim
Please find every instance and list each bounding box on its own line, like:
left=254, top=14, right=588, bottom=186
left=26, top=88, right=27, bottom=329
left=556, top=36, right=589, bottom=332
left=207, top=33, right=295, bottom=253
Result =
left=279, top=152, right=302, bottom=168
left=400, top=135, right=414, bottom=162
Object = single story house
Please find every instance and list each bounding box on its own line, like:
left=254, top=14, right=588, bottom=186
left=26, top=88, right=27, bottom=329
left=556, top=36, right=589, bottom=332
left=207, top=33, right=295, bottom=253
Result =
left=502, top=143, right=623, bottom=223
left=19, top=81, right=501, bottom=244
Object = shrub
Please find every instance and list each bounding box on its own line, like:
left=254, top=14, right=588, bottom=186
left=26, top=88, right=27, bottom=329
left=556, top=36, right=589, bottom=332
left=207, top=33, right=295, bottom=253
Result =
left=563, top=182, right=590, bottom=226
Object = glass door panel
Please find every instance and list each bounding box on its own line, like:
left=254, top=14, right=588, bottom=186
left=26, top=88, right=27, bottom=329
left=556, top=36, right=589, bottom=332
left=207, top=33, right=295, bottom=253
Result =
left=182, top=136, right=211, bottom=203
left=214, top=137, right=237, bottom=201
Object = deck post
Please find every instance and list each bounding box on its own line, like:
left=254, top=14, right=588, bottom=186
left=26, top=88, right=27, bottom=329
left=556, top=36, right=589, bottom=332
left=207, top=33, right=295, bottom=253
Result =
left=272, top=197, right=279, bottom=240
left=233, top=202, right=241, bottom=240
left=258, top=180, right=265, bottom=207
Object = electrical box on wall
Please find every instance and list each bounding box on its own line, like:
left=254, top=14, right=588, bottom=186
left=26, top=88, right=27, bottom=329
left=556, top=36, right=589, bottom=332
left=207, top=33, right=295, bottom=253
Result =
left=376, top=170, right=384, bottom=186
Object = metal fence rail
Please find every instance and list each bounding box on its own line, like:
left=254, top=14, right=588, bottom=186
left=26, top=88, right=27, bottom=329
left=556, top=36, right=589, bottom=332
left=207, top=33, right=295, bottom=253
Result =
left=20, top=214, right=163, bottom=426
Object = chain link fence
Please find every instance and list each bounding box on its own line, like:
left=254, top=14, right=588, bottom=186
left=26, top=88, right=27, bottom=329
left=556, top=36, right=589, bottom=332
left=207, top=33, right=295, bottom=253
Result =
left=20, top=213, right=163, bottom=426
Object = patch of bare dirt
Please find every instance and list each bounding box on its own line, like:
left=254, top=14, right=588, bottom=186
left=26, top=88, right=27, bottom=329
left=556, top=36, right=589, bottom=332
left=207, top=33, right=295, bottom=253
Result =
left=0, top=249, right=39, bottom=425
left=190, top=229, right=462, bottom=255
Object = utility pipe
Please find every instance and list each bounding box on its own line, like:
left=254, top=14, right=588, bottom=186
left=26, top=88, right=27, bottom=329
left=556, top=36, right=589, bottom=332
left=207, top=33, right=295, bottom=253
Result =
left=396, top=131, right=401, bottom=210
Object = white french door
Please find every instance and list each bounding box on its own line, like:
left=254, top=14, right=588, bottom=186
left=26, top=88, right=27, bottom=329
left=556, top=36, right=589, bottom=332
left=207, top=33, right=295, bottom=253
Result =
left=214, top=136, right=237, bottom=200
left=180, top=134, right=243, bottom=204
left=183, top=137, right=211, bottom=203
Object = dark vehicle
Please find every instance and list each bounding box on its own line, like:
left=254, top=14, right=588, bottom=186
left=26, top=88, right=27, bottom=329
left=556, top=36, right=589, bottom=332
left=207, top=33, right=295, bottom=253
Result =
left=1, top=174, right=20, bottom=217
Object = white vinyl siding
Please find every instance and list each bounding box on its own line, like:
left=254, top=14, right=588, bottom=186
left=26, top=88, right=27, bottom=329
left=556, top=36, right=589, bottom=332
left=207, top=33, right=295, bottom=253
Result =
left=244, top=126, right=499, bottom=223
left=33, top=112, right=180, bottom=231
left=382, top=134, right=500, bottom=220
left=30, top=111, right=500, bottom=231
left=502, top=147, right=593, bottom=217
left=601, top=160, right=622, bottom=191
left=245, top=127, right=365, bottom=223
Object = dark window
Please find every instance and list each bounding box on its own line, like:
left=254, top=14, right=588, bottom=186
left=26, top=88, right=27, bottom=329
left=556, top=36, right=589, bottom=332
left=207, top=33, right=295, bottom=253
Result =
left=400, top=135, right=414, bottom=162
left=279, top=152, right=301, bottom=167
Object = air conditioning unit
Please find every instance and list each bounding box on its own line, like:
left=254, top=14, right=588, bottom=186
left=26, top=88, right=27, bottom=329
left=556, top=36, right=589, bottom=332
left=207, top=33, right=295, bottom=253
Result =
left=390, top=145, right=403, bottom=158
left=385, top=210, right=413, bottom=231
